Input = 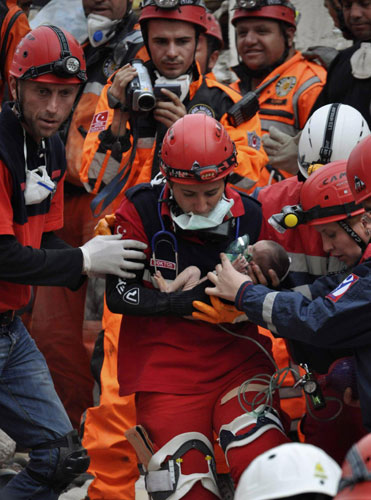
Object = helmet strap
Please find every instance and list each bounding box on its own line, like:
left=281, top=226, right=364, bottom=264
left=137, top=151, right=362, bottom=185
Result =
left=337, top=219, right=367, bottom=253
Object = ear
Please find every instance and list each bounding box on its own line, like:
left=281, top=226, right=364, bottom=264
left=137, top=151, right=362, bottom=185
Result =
left=8, top=75, right=17, bottom=100
left=285, top=26, right=296, bottom=48
left=207, top=50, right=220, bottom=72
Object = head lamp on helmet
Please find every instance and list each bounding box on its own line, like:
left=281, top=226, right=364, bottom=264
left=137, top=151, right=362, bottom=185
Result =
left=269, top=160, right=364, bottom=233
left=139, top=0, right=207, bottom=31
left=10, top=25, right=87, bottom=84
left=160, top=114, right=237, bottom=184
left=231, top=0, right=296, bottom=28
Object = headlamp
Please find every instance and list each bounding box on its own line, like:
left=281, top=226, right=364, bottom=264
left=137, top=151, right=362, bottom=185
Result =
left=55, top=56, right=81, bottom=77
left=141, top=0, right=205, bottom=8
left=237, top=0, right=260, bottom=8
left=161, top=148, right=237, bottom=182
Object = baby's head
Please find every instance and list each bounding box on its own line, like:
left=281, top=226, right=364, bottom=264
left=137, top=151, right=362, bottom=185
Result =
left=249, top=240, right=290, bottom=284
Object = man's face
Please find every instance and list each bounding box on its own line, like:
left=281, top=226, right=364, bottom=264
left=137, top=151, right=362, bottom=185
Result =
left=342, top=0, right=371, bottom=40
left=83, top=0, right=128, bottom=20
left=147, top=20, right=197, bottom=79
left=235, top=18, right=295, bottom=70
left=171, top=179, right=225, bottom=216
left=362, top=197, right=371, bottom=233
left=10, top=78, right=79, bottom=143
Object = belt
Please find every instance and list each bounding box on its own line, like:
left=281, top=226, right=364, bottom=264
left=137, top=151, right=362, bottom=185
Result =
left=0, top=310, right=15, bottom=326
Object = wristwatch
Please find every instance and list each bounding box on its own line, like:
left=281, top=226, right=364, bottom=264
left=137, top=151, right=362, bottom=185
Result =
left=107, top=89, right=128, bottom=112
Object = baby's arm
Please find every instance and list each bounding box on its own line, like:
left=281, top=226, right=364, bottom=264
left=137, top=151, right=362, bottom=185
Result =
left=231, top=254, right=249, bottom=274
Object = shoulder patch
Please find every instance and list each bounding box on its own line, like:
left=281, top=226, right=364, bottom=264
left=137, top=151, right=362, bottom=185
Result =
left=187, top=104, right=215, bottom=117
left=116, top=221, right=135, bottom=239
left=89, top=110, right=109, bottom=133
left=276, top=76, right=297, bottom=97
left=326, top=273, right=359, bottom=302
left=103, top=56, right=119, bottom=78
left=247, top=131, right=261, bottom=150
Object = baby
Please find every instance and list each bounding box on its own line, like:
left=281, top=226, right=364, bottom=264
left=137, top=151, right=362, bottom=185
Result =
left=154, top=240, right=290, bottom=292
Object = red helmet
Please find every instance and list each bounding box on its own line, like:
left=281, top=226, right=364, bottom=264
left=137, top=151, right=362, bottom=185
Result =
left=300, top=160, right=364, bottom=226
left=160, top=114, right=237, bottom=184
left=10, top=25, right=87, bottom=84
left=334, top=434, right=371, bottom=499
left=346, top=135, right=371, bottom=205
left=231, top=0, right=296, bottom=28
left=205, top=12, right=223, bottom=49
left=139, top=0, right=207, bottom=32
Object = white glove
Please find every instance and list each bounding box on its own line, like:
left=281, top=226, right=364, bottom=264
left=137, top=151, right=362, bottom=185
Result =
left=80, top=234, right=147, bottom=278
left=262, top=126, right=301, bottom=175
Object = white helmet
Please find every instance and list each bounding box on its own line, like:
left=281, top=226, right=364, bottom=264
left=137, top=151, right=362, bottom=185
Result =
left=235, top=442, right=341, bottom=500
left=298, top=103, right=370, bottom=178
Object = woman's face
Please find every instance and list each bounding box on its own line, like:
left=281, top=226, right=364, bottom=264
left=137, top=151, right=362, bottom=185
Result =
left=315, top=216, right=370, bottom=267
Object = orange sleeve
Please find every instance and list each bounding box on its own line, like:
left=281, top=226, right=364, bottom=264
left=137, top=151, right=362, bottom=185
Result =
left=2, top=4, right=30, bottom=94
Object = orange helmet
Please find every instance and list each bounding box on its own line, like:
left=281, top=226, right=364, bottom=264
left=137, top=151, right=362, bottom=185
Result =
left=335, top=434, right=371, bottom=499
left=160, top=114, right=237, bottom=184
left=139, top=0, right=207, bottom=32
left=346, top=135, right=371, bottom=205
left=10, top=25, right=87, bottom=84
left=300, top=160, right=364, bottom=226
left=231, top=0, right=296, bottom=28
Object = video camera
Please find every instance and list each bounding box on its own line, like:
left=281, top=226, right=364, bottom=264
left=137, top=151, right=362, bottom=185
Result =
left=126, top=59, right=181, bottom=112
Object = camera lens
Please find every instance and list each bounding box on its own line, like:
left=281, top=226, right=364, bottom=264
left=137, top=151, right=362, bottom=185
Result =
left=138, top=92, right=156, bottom=111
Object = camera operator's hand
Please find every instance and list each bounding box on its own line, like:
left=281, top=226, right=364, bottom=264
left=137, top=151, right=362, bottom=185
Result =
left=153, top=88, right=187, bottom=129
left=110, top=63, right=137, bottom=135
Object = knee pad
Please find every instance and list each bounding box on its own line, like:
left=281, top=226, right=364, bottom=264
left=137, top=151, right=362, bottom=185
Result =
left=144, top=432, right=221, bottom=500
left=26, top=429, right=90, bottom=494
left=219, top=405, right=286, bottom=465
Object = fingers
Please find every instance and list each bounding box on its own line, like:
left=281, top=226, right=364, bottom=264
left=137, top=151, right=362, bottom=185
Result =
left=122, top=239, right=148, bottom=251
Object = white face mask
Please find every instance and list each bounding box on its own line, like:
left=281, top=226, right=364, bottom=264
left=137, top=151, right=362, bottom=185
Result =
left=23, top=134, right=55, bottom=206
left=171, top=195, right=234, bottom=231
left=154, top=72, right=191, bottom=102
left=87, top=13, right=120, bottom=48
left=350, top=42, right=371, bottom=79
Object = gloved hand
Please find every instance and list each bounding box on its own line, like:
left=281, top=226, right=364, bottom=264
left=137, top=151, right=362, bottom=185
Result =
left=94, top=214, right=116, bottom=236
left=80, top=234, right=147, bottom=278
left=262, top=127, right=300, bottom=175
left=192, top=296, right=246, bottom=324
left=302, top=45, right=339, bottom=69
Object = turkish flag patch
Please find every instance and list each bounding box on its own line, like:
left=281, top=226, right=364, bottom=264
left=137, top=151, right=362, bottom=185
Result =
left=89, top=110, right=109, bottom=133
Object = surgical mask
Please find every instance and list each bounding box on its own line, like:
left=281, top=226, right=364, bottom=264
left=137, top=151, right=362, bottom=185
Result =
left=154, top=72, right=191, bottom=102
left=171, top=195, right=234, bottom=231
left=23, top=135, right=55, bottom=206
left=87, top=14, right=120, bottom=48
left=350, top=42, right=371, bottom=79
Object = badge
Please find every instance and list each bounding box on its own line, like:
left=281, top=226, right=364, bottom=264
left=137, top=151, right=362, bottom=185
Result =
left=89, top=110, right=109, bottom=133
left=150, top=258, right=176, bottom=271
left=276, top=76, right=296, bottom=97
left=123, top=288, right=140, bottom=305
left=103, top=56, right=119, bottom=78
left=326, top=273, right=359, bottom=302
left=187, top=104, right=215, bottom=117
left=247, top=131, right=261, bottom=150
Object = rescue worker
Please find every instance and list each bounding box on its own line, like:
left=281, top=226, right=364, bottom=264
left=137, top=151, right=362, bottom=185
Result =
left=80, top=0, right=268, bottom=209
left=80, top=2, right=268, bottom=497
left=312, top=0, right=371, bottom=128
left=29, top=0, right=147, bottom=432
left=235, top=442, right=341, bottom=500
left=196, top=153, right=371, bottom=433
left=0, top=0, right=30, bottom=101
left=0, top=25, right=146, bottom=499
left=230, top=0, right=327, bottom=184
left=195, top=11, right=223, bottom=76
left=253, top=103, right=370, bottom=460
left=106, top=113, right=289, bottom=499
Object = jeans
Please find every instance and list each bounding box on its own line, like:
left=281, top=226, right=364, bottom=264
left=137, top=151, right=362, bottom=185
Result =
left=0, top=316, right=73, bottom=499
